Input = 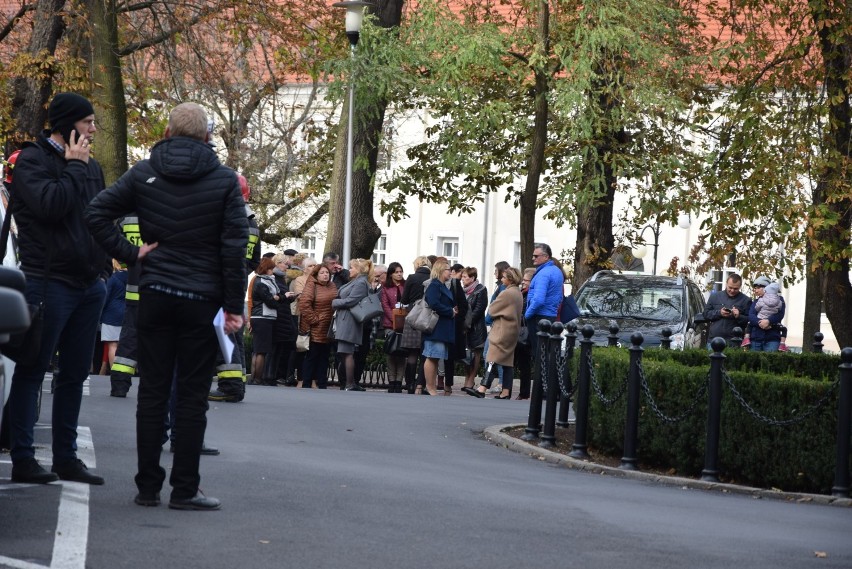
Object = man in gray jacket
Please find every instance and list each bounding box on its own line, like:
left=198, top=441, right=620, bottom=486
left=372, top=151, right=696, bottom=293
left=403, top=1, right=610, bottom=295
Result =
left=703, top=273, right=751, bottom=347
left=86, top=102, right=248, bottom=510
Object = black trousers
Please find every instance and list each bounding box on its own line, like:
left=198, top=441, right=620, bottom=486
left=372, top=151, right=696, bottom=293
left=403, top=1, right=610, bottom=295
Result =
left=135, top=290, right=218, bottom=500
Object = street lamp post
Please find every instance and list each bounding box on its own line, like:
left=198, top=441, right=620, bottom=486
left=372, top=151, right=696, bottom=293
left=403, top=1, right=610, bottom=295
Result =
left=632, top=221, right=662, bottom=275
left=333, top=0, right=373, bottom=267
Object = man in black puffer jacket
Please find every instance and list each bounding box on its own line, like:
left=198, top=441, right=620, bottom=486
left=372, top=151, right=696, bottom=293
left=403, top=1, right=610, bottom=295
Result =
left=86, top=102, right=248, bottom=511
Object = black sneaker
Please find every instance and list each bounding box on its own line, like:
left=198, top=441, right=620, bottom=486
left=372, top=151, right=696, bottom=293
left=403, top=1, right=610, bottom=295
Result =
left=11, top=458, right=59, bottom=484
left=51, top=458, right=105, bottom=485
left=170, top=442, right=220, bottom=456
left=344, top=384, right=366, bottom=392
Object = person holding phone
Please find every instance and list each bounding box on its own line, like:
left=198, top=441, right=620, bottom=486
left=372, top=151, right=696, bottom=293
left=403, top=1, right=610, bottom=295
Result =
left=703, top=273, right=751, bottom=348
left=7, top=92, right=110, bottom=485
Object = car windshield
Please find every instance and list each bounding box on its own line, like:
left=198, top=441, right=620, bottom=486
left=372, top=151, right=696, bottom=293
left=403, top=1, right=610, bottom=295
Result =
left=576, top=282, right=684, bottom=322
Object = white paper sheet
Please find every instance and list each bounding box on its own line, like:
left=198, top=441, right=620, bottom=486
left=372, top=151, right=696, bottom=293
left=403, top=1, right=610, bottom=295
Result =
left=213, top=308, right=234, bottom=364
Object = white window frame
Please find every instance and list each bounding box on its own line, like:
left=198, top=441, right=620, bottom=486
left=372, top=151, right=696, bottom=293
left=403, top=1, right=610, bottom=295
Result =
left=372, top=234, right=387, bottom=265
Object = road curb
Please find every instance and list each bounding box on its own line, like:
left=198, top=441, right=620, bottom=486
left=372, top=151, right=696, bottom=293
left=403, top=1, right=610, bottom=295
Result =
left=484, top=424, right=852, bottom=508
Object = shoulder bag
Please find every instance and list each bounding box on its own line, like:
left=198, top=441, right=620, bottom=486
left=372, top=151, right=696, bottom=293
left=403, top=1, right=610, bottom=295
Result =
left=406, top=297, right=439, bottom=334
left=351, top=289, right=383, bottom=323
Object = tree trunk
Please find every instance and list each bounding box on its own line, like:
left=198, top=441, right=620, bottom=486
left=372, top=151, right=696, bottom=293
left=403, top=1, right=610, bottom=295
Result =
left=519, top=0, right=549, bottom=270
left=88, top=0, right=128, bottom=185
left=325, top=0, right=403, bottom=261
left=8, top=0, right=66, bottom=149
left=802, top=247, right=823, bottom=352
left=812, top=5, right=852, bottom=349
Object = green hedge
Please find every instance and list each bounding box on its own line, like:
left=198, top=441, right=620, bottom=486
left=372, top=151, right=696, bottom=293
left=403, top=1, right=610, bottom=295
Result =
left=586, top=347, right=844, bottom=494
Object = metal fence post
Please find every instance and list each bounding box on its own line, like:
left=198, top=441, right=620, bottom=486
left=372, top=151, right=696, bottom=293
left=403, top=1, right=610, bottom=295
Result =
left=522, top=319, right=552, bottom=441
left=569, top=325, right=594, bottom=459
left=608, top=323, right=620, bottom=347
left=620, top=333, right=644, bottom=470
left=660, top=327, right=672, bottom=350
left=557, top=322, right=577, bottom=428
left=813, top=332, right=824, bottom=354
left=540, top=322, right=564, bottom=449
left=730, top=326, right=743, bottom=348
left=701, top=337, right=726, bottom=482
left=831, top=348, right=852, bottom=497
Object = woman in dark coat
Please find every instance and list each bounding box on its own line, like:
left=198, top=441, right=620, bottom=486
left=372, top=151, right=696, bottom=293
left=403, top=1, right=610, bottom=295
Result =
left=250, top=257, right=280, bottom=385
left=460, top=266, right=488, bottom=392
left=264, top=253, right=298, bottom=385
left=380, top=262, right=406, bottom=393
left=514, top=268, right=535, bottom=399
left=442, top=263, right=469, bottom=395
left=399, top=255, right=431, bottom=393
left=421, top=259, right=457, bottom=396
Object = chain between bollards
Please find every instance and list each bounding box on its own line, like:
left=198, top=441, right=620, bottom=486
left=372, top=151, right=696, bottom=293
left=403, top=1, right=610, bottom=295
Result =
left=620, top=333, right=644, bottom=470
left=831, top=348, right=852, bottom=497
left=557, top=322, right=577, bottom=428
left=540, top=322, right=564, bottom=449
left=569, top=325, right=594, bottom=459
left=701, top=337, right=726, bottom=482
left=522, top=319, right=551, bottom=441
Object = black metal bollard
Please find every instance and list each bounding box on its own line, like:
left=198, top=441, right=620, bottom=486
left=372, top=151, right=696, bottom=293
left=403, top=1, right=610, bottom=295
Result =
left=569, top=325, right=594, bottom=459
left=831, top=348, right=852, bottom=497
left=660, top=327, right=672, bottom=349
left=608, top=323, right=620, bottom=347
left=557, top=322, right=578, bottom=428
left=522, top=320, right=552, bottom=441
left=730, top=326, right=743, bottom=348
left=701, top=337, right=727, bottom=482
left=540, top=322, right=565, bottom=449
left=813, top=332, right=824, bottom=354
left=620, top=333, right=644, bottom=470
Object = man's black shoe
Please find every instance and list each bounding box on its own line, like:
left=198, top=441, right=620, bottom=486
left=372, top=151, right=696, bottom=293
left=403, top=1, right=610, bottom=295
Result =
left=208, top=389, right=240, bottom=402
left=110, top=391, right=128, bottom=398
left=11, top=458, right=59, bottom=484
left=51, top=459, right=105, bottom=485
left=170, top=442, right=220, bottom=456
left=168, top=491, right=221, bottom=511
left=134, top=492, right=161, bottom=507
left=345, top=384, right=366, bottom=392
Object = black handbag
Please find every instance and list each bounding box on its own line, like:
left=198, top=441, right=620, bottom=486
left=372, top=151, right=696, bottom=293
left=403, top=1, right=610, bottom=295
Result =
left=1, top=179, right=50, bottom=367
left=383, top=330, right=404, bottom=355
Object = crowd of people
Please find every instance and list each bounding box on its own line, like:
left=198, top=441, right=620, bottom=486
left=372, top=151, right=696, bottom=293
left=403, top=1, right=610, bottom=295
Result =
left=238, top=243, right=568, bottom=401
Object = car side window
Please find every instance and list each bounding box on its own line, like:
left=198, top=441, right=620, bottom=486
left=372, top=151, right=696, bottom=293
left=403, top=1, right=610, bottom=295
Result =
left=688, top=283, right=704, bottom=319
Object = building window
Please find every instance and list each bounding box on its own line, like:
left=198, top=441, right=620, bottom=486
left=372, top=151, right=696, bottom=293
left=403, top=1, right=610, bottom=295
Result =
left=710, top=255, right=740, bottom=292
left=437, top=236, right=459, bottom=265
left=513, top=241, right=522, bottom=270
left=372, top=234, right=387, bottom=265
left=300, top=235, right=317, bottom=260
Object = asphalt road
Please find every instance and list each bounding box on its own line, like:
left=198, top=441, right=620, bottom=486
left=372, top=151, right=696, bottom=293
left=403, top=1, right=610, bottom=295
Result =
left=1, top=376, right=850, bottom=569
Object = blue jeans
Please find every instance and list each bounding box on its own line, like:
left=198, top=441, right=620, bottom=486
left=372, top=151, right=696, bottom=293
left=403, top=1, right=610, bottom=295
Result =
left=8, top=277, right=106, bottom=463
left=750, top=340, right=780, bottom=352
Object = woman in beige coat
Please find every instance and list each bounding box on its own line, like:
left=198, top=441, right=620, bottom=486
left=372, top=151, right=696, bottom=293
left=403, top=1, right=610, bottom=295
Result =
left=472, top=268, right=524, bottom=399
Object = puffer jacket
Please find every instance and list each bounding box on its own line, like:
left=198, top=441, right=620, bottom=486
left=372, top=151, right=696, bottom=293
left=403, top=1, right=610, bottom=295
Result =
left=85, top=136, right=248, bottom=314
left=298, top=277, right=338, bottom=343
left=12, top=133, right=111, bottom=287
left=251, top=274, right=279, bottom=319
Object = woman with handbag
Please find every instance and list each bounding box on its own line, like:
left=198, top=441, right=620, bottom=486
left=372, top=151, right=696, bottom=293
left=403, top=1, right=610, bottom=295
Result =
left=264, top=253, right=298, bottom=386
left=298, top=264, right=337, bottom=388
left=400, top=256, right=431, bottom=393
left=380, top=262, right=406, bottom=393
left=289, top=257, right=316, bottom=386
left=421, top=259, right=457, bottom=396
left=250, top=257, right=280, bottom=385
left=514, top=268, right=536, bottom=400
left=467, top=268, right=524, bottom=399
left=331, top=258, right=373, bottom=391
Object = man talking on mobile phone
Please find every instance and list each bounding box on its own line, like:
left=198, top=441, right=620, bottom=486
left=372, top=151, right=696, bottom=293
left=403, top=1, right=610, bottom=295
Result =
left=7, top=92, right=110, bottom=485
left=702, top=273, right=751, bottom=349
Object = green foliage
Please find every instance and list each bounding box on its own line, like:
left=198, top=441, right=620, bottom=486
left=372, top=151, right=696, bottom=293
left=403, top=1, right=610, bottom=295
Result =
left=587, top=347, right=844, bottom=493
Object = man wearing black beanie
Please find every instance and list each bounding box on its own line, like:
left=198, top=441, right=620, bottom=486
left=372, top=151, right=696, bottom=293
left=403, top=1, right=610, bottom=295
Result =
left=6, top=92, right=110, bottom=486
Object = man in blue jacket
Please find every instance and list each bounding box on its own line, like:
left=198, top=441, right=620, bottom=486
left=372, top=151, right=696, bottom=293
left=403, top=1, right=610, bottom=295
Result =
left=524, top=243, right=564, bottom=362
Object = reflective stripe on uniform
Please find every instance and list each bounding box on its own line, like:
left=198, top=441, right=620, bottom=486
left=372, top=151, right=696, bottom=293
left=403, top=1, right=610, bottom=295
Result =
left=111, top=363, right=135, bottom=374
left=217, top=370, right=243, bottom=379
left=246, top=229, right=260, bottom=261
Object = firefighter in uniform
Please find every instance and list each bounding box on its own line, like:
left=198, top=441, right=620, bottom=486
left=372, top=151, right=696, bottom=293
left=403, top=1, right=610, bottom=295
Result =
left=209, top=174, right=259, bottom=402
left=109, top=215, right=141, bottom=397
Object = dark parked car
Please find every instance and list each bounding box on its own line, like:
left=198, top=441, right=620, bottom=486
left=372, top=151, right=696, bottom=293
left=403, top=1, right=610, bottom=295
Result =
left=572, top=271, right=708, bottom=349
